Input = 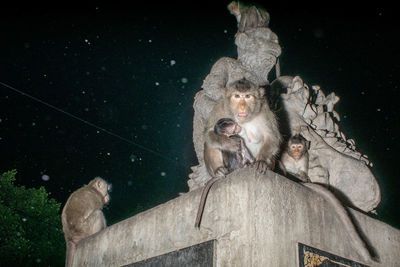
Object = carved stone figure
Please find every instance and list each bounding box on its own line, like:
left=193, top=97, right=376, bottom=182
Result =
left=188, top=2, right=381, bottom=212
left=277, top=76, right=381, bottom=212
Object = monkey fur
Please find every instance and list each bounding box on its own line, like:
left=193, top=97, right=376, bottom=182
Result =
left=195, top=118, right=254, bottom=228
left=204, top=78, right=281, bottom=177
left=227, top=1, right=270, bottom=33
left=61, top=177, right=111, bottom=267
left=280, top=134, right=311, bottom=182
left=214, top=117, right=255, bottom=172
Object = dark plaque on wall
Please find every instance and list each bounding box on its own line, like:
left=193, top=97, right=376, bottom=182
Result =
left=124, top=240, right=214, bottom=267
left=298, top=243, right=369, bottom=267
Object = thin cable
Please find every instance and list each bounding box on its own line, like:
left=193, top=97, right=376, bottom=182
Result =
left=0, top=81, right=176, bottom=164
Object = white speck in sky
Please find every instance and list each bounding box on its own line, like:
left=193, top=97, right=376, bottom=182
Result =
left=181, top=77, right=188, bottom=83
left=155, top=82, right=159, bottom=86
left=130, top=154, right=137, bottom=162
left=160, top=172, right=166, bottom=176
left=170, top=60, right=176, bottom=66
left=41, top=174, right=50, bottom=181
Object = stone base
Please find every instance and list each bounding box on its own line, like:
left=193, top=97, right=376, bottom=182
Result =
left=73, top=168, right=400, bottom=266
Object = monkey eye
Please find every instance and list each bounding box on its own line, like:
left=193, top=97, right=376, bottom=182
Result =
left=234, top=94, right=241, bottom=98
left=245, top=94, right=252, bottom=99
left=291, top=145, right=296, bottom=149
left=297, top=145, right=303, bottom=149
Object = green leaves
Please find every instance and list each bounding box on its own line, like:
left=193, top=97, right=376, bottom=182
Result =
left=0, top=170, right=65, bottom=266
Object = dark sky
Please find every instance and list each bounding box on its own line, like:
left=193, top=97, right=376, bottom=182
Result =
left=1, top=4, right=399, bottom=229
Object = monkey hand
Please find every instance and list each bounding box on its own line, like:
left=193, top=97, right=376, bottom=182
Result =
left=298, top=172, right=310, bottom=183
left=253, top=158, right=275, bottom=174
left=253, top=160, right=268, bottom=174
left=214, top=166, right=228, bottom=177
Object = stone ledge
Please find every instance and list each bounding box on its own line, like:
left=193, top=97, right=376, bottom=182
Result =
left=73, top=168, right=400, bottom=266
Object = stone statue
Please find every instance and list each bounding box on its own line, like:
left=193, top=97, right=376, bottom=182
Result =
left=188, top=2, right=381, bottom=213
left=275, top=76, right=381, bottom=212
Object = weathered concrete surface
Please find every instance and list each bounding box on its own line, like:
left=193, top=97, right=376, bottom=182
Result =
left=73, top=168, right=400, bottom=266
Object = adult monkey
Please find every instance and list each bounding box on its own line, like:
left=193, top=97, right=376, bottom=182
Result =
left=204, top=78, right=281, bottom=176
left=188, top=2, right=281, bottom=190
left=62, top=177, right=111, bottom=267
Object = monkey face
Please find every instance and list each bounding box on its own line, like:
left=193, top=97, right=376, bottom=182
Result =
left=229, top=91, right=256, bottom=122
left=289, top=143, right=305, bottom=160
left=224, top=123, right=242, bottom=136
left=90, top=177, right=111, bottom=204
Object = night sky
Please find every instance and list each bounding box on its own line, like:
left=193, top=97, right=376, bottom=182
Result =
left=1, top=4, right=399, bottom=229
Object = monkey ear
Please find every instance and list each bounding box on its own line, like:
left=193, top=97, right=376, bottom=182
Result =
left=258, top=87, right=265, bottom=97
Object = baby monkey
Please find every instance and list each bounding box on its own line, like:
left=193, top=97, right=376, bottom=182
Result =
left=280, top=134, right=374, bottom=262
left=195, top=118, right=254, bottom=228
left=280, top=134, right=310, bottom=182
left=214, top=117, right=255, bottom=175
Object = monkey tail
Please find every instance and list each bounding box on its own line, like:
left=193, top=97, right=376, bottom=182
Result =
left=303, top=183, right=372, bottom=263
left=195, top=176, right=221, bottom=228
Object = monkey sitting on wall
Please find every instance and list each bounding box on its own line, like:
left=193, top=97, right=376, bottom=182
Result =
left=62, top=177, right=111, bottom=267
left=280, top=135, right=373, bottom=262
left=280, top=134, right=311, bottom=182
left=195, top=118, right=254, bottom=228
left=204, top=78, right=281, bottom=177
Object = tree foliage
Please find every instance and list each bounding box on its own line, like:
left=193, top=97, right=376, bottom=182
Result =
left=0, top=170, right=65, bottom=266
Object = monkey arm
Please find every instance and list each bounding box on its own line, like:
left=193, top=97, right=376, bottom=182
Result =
left=205, top=129, right=242, bottom=153
left=296, top=156, right=310, bottom=182
left=204, top=141, right=226, bottom=177
left=255, top=135, right=279, bottom=168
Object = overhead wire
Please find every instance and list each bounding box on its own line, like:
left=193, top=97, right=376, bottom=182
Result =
left=0, top=81, right=179, bottom=165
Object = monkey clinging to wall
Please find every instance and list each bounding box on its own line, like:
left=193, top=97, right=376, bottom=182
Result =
left=61, top=177, right=111, bottom=267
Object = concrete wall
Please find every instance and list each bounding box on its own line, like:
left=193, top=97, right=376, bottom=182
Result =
left=72, top=168, right=400, bottom=266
